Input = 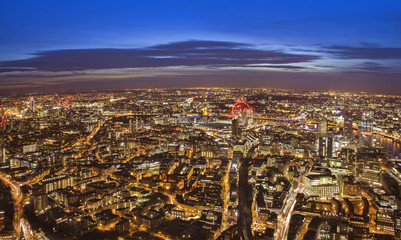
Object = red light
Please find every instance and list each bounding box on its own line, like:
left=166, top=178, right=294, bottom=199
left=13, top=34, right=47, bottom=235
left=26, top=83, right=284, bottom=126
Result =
left=231, top=101, right=252, bottom=117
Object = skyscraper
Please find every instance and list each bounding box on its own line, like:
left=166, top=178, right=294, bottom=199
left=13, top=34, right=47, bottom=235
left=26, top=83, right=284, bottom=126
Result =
left=0, top=110, right=5, bottom=166
left=30, top=97, right=35, bottom=112
left=344, top=110, right=353, bottom=139
left=318, top=135, right=333, bottom=158
left=232, top=118, right=240, bottom=137
left=319, top=120, right=327, bottom=134
left=129, top=118, right=134, bottom=133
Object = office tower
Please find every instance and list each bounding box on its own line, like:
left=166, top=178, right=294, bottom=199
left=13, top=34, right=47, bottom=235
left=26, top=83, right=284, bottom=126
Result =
left=30, top=97, right=35, bottom=111
left=359, top=114, right=374, bottom=146
left=319, top=120, right=327, bottom=133
left=129, top=118, right=135, bottom=133
left=343, top=110, right=353, bottom=139
left=33, top=194, right=48, bottom=215
left=0, top=116, right=5, bottom=165
left=318, top=135, right=333, bottom=158
left=232, top=118, right=239, bottom=137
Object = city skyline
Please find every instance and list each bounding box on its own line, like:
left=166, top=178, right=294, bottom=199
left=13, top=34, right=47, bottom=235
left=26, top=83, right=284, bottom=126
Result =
left=1, top=2, right=401, bottom=239
left=0, top=88, right=400, bottom=240
left=1, top=0, right=401, bottom=94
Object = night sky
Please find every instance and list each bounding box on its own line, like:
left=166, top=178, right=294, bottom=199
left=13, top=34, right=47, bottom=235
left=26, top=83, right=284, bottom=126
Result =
left=1, top=0, right=401, bottom=94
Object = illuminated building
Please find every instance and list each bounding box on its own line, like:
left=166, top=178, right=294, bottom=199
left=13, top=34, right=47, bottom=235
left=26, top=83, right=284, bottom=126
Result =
left=359, top=114, right=374, bottom=146
left=30, top=97, right=35, bottom=112
left=318, top=134, right=333, bottom=158
left=376, top=213, right=395, bottom=233
left=42, top=174, right=74, bottom=193
left=231, top=118, right=240, bottom=137
left=167, top=209, right=185, bottom=220
left=33, top=194, right=48, bottom=214
left=23, top=144, right=36, bottom=154
left=0, top=119, right=5, bottom=167
left=0, top=147, right=5, bottom=167
left=0, top=88, right=399, bottom=239
left=343, top=110, right=353, bottom=139
left=0, top=211, right=4, bottom=231
left=129, top=118, right=135, bottom=133
left=0, top=231, right=17, bottom=239
left=319, top=119, right=327, bottom=133
left=360, top=161, right=381, bottom=184
left=304, top=175, right=340, bottom=199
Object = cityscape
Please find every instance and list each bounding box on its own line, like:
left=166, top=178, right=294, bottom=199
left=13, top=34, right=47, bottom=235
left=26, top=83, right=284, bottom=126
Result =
left=1, top=1, right=401, bottom=240
left=0, top=88, right=400, bottom=239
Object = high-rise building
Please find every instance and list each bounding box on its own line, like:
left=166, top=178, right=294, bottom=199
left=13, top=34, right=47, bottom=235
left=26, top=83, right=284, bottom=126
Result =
left=359, top=114, right=374, bottom=146
left=33, top=194, right=48, bottom=215
left=343, top=110, right=353, bottom=139
left=318, top=135, right=333, bottom=158
left=129, top=118, right=135, bottom=133
left=30, top=97, right=35, bottom=111
left=232, top=118, right=240, bottom=137
left=0, top=145, right=5, bottom=166
left=0, top=121, right=5, bottom=166
left=319, top=120, right=327, bottom=134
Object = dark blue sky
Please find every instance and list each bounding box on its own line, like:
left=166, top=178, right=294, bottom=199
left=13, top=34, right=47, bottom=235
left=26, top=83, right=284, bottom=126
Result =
left=1, top=0, right=401, bottom=94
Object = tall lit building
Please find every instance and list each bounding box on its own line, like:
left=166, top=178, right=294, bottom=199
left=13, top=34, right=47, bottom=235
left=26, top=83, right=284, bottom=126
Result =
left=318, top=135, right=333, bottom=158
left=359, top=113, right=374, bottom=146
left=30, top=97, right=35, bottom=111
left=232, top=118, right=240, bottom=137
left=343, top=110, right=353, bottom=139
left=319, top=119, right=327, bottom=134
left=129, top=118, right=135, bottom=133
left=0, top=119, right=5, bottom=166
left=33, top=194, right=48, bottom=214
left=317, top=118, right=333, bottom=157
left=0, top=143, right=5, bottom=166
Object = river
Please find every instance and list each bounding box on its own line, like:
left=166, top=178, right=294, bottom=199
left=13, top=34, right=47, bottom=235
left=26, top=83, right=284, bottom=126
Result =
left=374, top=134, right=401, bottom=159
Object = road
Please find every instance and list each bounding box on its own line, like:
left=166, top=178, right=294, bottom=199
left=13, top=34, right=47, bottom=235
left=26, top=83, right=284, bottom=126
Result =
left=274, top=183, right=304, bottom=240
left=220, top=160, right=232, bottom=232
left=0, top=173, right=34, bottom=240
left=237, top=144, right=257, bottom=240
left=238, top=158, right=252, bottom=240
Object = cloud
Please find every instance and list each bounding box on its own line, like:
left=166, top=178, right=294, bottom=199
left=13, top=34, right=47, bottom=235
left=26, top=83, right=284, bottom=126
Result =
left=0, top=67, right=36, bottom=73
left=239, top=64, right=305, bottom=69
left=148, top=40, right=252, bottom=50
left=355, top=62, right=389, bottom=72
left=323, top=45, right=401, bottom=59
left=0, top=40, right=319, bottom=72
